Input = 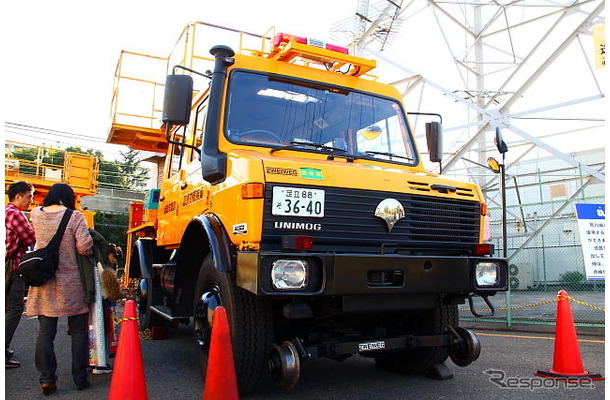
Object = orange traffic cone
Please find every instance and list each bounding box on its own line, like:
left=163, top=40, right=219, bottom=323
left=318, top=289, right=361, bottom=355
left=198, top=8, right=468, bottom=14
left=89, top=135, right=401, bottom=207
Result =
left=108, top=300, right=149, bottom=399
left=535, top=290, right=603, bottom=381
left=202, top=306, right=239, bottom=400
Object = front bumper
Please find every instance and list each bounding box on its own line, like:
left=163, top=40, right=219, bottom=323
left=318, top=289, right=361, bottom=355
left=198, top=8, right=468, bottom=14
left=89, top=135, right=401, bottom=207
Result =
left=236, top=251, right=508, bottom=296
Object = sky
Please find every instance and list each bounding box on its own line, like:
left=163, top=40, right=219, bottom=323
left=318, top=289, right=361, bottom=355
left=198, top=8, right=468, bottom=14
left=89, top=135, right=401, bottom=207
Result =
left=3, top=0, right=357, bottom=160
left=3, top=0, right=605, bottom=167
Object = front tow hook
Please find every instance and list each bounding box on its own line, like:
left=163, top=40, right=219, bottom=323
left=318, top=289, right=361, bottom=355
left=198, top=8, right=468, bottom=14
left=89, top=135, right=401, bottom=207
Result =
left=467, top=293, right=495, bottom=317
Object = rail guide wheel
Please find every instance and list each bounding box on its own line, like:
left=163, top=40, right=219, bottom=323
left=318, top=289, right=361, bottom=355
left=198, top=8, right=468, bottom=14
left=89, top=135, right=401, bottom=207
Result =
left=449, top=327, right=481, bottom=367
left=269, top=340, right=301, bottom=389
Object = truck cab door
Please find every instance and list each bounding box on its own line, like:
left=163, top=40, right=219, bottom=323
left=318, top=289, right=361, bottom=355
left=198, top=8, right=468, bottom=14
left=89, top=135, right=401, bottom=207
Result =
left=157, top=143, right=187, bottom=247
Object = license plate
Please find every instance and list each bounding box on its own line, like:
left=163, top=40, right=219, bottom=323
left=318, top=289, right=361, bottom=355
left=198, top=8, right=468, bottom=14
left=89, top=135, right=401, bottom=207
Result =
left=358, top=341, right=386, bottom=352
left=272, top=187, right=325, bottom=218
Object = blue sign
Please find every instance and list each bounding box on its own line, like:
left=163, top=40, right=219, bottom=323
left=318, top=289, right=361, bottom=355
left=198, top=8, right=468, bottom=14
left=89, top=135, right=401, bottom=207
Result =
left=575, top=203, right=605, bottom=281
left=575, top=203, right=605, bottom=220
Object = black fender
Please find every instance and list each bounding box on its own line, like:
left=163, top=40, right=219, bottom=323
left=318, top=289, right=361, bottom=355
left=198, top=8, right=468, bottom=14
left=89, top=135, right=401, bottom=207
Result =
left=172, top=213, right=236, bottom=316
left=193, top=213, right=235, bottom=273
left=128, top=238, right=157, bottom=280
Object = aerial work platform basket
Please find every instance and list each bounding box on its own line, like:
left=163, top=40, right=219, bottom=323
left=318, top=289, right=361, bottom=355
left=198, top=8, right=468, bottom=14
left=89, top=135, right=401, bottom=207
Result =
left=107, top=22, right=377, bottom=151
left=5, top=141, right=99, bottom=223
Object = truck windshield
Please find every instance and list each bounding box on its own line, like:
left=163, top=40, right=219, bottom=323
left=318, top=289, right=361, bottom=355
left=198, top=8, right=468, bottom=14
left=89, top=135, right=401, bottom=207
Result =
left=225, top=71, right=417, bottom=165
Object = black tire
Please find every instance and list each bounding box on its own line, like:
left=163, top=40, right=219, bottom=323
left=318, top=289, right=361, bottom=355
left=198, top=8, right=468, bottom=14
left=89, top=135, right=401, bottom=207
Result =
left=193, top=254, right=273, bottom=395
left=136, top=277, right=166, bottom=331
left=375, top=295, right=457, bottom=374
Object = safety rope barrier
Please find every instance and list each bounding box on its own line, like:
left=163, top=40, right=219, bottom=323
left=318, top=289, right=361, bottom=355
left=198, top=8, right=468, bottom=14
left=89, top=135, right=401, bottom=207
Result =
left=139, top=328, right=153, bottom=341
left=111, top=306, right=155, bottom=340
left=461, top=294, right=605, bottom=313
left=112, top=315, right=139, bottom=324
left=564, top=294, right=606, bottom=312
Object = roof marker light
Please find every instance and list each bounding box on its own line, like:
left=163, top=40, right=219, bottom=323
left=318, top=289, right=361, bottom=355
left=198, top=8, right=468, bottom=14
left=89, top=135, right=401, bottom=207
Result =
left=273, top=33, right=349, bottom=55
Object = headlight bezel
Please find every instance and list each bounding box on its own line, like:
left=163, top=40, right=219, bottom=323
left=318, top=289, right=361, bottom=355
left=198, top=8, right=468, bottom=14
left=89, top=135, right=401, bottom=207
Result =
left=260, top=255, right=324, bottom=294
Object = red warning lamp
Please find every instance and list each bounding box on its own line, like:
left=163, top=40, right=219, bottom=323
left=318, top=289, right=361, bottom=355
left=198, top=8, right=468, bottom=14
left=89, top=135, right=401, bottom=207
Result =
left=272, top=33, right=349, bottom=54
left=282, top=235, right=314, bottom=250
left=325, top=43, right=350, bottom=54
left=473, top=243, right=494, bottom=256
left=273, top=33, right=307, bottom=47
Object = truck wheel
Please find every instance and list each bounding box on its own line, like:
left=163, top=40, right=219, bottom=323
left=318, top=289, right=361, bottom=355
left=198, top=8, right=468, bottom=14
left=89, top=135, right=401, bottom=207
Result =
left=375, top=296, right=457, bottom=374
left=136, top=277, right=166, bottom=331
left=193, top=254, right=273, bottom=395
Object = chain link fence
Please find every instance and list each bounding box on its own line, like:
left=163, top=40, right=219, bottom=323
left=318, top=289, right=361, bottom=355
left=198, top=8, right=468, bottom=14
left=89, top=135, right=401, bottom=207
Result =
left=461, top=196, right=605, bottom=327
left=87, top=191, right=605, bottom=327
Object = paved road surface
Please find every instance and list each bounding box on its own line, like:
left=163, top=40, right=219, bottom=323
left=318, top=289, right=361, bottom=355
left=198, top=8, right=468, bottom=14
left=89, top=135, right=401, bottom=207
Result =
left=4, top=313, right=605, bottom=399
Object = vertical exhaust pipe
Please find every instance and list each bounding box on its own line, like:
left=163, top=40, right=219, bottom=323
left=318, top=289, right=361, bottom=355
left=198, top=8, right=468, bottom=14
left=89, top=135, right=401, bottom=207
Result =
left=202, top=45, right=235, bottom=184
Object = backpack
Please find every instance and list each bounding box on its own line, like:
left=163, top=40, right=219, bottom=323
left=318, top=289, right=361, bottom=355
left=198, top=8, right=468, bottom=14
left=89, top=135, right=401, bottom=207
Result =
left=16, top=209, right=73, bottom=287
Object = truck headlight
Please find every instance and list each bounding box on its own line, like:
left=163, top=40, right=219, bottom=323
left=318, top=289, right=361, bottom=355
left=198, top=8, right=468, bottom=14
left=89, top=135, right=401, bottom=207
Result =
left=475, top=262, right=499, bottom=287
left=271, top=259, right=309, bottom=290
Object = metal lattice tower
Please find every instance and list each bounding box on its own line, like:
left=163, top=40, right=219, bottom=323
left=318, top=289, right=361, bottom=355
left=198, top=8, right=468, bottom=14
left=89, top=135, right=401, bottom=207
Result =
left=331, top=0, right=406, bottom=52
left=331, top=0, right=605, bottom=258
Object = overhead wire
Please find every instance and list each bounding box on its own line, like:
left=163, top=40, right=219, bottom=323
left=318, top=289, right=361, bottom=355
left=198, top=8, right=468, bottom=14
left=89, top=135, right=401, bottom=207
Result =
left=5, top=123, right=128, bottom=159
left=6, top=121, right=107, bottom=142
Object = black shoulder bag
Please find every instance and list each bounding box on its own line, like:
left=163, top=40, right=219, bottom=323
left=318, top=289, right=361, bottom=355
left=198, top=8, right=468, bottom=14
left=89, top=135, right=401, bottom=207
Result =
left=17, top=209, right=73, bottom=287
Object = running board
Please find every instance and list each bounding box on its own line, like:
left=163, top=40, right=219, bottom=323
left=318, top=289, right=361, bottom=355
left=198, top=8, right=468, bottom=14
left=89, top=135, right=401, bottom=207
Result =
left=149, top=305, right=190, bottom=322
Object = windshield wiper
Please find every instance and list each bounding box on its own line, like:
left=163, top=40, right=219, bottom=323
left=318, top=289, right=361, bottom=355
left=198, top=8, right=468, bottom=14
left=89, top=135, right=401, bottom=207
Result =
left=364, top=151, right=413, bottom=162
left=270, top=141, right=348, bottom=154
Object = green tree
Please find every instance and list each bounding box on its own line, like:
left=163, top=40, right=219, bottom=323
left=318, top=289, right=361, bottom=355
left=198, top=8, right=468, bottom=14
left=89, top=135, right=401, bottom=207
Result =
left=9, top=146, right=37, bottom=162
left=99, top=160, right=124, bottom=188
left=118, top=148, right=149, bottom=190
left=8, top=146, right=38, bottom=175
left=43, top=149, right=64, bottom=166
left=9, top=145, right=63, bottom=174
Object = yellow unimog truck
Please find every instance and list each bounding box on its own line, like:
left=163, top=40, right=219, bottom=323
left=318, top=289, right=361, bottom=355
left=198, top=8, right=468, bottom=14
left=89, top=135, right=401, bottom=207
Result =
left=108, top=22, right=507, bottom=394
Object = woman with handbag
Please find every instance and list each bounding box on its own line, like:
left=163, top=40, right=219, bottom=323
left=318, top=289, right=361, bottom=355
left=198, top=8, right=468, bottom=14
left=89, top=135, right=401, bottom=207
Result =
left=25, top=183, right=93, bottom=395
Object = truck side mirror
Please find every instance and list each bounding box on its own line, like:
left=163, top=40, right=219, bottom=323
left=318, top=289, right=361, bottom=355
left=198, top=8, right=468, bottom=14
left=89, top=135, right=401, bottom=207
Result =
left=494, top=127, right=508, bottom=154
left=426, top=122, right=443, bottom=163
left=162, top=74, right=193, bottom=125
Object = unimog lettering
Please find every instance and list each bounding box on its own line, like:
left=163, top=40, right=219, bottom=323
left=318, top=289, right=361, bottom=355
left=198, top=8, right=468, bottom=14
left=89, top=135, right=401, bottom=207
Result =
left=273, top=221, right=322, bottom=231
